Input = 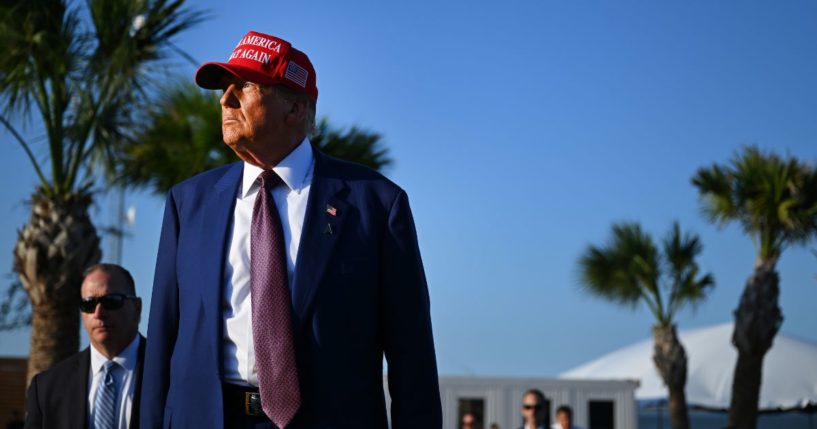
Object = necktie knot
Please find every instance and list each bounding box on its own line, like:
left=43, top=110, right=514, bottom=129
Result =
left=102, top=361, right=118, bottom=385
left=257, top=170, right=282, bottom=192
left=102, top=360, right=119, bottom=386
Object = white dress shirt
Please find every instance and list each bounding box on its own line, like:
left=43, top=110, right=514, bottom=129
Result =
left=88, top=334, right=140, bottom=429
left=222, top=138, right=314, bottom=386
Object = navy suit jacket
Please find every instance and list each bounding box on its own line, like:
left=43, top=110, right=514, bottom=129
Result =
left=140, top=149, right=441, bottom=428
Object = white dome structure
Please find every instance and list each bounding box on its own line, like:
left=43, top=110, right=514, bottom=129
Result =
left=560, top=323, right=817, bottom=410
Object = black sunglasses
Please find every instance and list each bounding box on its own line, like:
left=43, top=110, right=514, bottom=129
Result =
left=523, top=404, right=543, bottom=411
left=79, top=293, right=138, bottom=313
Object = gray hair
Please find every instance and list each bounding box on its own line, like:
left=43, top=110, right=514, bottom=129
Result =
left=269, top=85, right=317, bottom=139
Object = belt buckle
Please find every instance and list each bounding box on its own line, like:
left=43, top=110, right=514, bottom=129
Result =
left=245, top=392, right=262, bottom=416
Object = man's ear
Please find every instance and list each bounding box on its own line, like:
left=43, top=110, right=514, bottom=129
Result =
left=285, top=98, right=307, bottom=126
left=135, top=298, right=143, bottom=322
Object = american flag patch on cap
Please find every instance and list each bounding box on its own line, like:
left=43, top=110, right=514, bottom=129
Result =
left=285, top=61, right=308, bottom=88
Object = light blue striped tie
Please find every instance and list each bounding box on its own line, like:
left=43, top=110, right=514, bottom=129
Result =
left=94, top=361, right=119, bottom=429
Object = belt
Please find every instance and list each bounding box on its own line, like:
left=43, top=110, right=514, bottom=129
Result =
left=222, top=383, right=267, bottom=418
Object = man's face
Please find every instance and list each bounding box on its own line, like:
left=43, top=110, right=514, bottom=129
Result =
left=461, top=413, right=476, bottom=429
left=556, top=410, right=572, bottom=428
left=219, top=76, right=293, bottom=167
left=522, top=393, right=546, bottom=422
left=81, top=270, right=140, bottom=354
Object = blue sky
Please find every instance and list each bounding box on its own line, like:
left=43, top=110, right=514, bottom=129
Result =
left=1, top=0, right=816, bottom=377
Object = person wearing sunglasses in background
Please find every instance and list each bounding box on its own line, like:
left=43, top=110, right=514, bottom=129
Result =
left=25, top=263, right=145, bottom=429
left=519, top=389, right=549, bottom=429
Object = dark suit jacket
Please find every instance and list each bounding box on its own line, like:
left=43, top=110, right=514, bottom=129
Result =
left=140, top=149, right=441, bottom=429
left=25, top=335, right=146, bottom=429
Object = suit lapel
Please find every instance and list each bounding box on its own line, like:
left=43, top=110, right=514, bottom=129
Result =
left=199, top=156, right=350, bottom=332
left=73, top=348, right=90, bottom=429
left=292, top=150, right=348, bottom=329
left=198, top=162, right=242, bottom=324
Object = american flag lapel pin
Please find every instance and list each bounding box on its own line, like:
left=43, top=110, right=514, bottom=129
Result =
left=325, top=204, right=338, bottom=217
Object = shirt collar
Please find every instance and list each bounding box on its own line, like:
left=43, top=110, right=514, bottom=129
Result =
left=240, top=138, right=314, bottom=199
left=89, top=334, right=140, bottom=375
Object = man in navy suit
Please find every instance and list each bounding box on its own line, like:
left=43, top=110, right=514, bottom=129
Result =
left=140, top=31, right=442, bottom=429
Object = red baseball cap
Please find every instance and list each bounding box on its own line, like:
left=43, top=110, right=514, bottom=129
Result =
left=195, top=31, right=318, bottom=101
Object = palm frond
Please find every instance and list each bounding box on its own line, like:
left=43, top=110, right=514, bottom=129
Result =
left=0, top=0, right=205, bottom=195
left=311, top=118, right=392, bottom=172
left=578, top=221, right=714, bottom=325
left=0, top=0, right=85, bottom=193
left=691, top=164, right=737, bottom=226
left=578, top=222, right=663, bottom=319
left=662, top=221, right=715, bottom=320
left=116, top=80, right=227, bottom=193
left=692, top=145, right=817, bottom=262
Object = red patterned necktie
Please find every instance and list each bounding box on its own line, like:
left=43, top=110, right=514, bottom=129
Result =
left=251, top=170, right=301, bottom=428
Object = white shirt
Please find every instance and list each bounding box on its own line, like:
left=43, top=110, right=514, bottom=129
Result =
left=88, top=334, right=140, bottom=429
left=222, top=138, right=314, bottom=385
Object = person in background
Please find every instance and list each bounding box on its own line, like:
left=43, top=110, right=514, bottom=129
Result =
left=25, top=264, right=145, bottom=429
left=462, top=412, right=481, bottom=429
left=552, top=405, right=583, bottom=429
left=519, top=389, right=549, bottom=429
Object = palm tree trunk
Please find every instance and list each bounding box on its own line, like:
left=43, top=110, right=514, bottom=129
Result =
left=728, top=260, right=782, bottom=429
left=653, top=324, right=690, bottom=429
left=13, top=189, right=101, bottom=385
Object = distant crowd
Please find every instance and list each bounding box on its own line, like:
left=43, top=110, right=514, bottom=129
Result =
left=461, top=388, right=582, bottom=429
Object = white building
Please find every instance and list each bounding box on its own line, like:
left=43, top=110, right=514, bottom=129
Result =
left=386, top=376, right=639, bottom=429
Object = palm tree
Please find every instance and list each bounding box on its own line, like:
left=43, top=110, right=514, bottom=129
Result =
left=116, top=80, right=392, bottom=194
left=692, top=146, right=817, bottom=428
left=0, top=0, right=202, bottom=383
left=578, top=222, right=714, bottom=429
left=310, top=118, right=392, bottom=172
left=116, top=82, right=228, bottom=193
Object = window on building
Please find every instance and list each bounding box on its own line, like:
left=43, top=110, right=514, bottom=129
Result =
left=588, top=400, right=615, bottom=429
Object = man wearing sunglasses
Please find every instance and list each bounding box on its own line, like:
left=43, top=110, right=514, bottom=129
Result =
left=519, top=389, right=550, bottom=429
left=25, top=263, right=145, bottom=429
